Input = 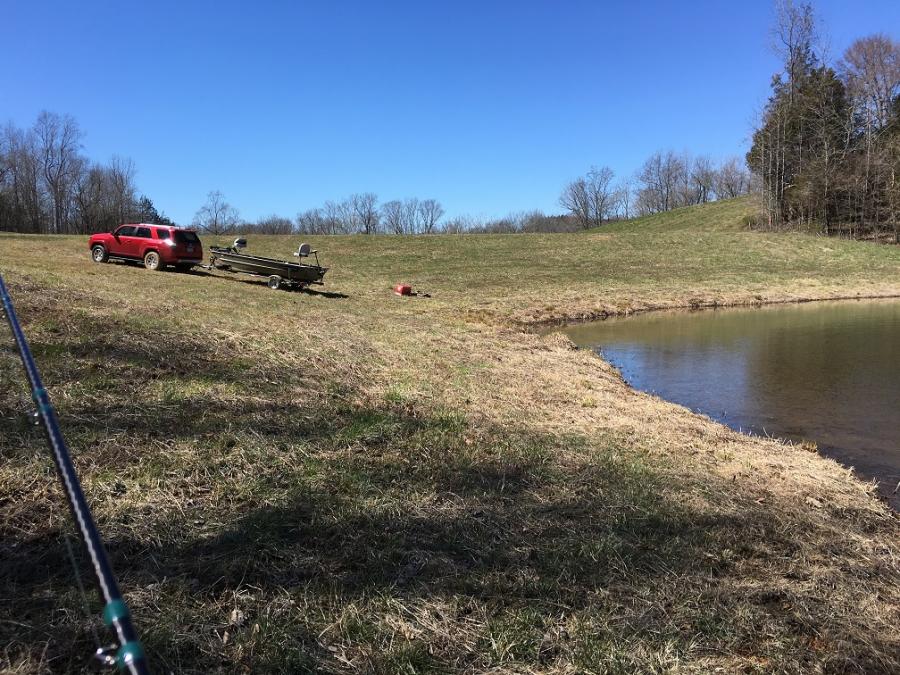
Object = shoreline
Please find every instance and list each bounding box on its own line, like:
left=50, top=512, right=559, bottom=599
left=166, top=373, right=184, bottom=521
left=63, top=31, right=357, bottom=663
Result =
left=520, top=290, right=900, bottom=331
left=525, top=291, right=900, bottom=511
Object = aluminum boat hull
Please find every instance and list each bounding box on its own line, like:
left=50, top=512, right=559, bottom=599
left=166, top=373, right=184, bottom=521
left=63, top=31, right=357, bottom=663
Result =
left=209, top=248, right=327, bottom=285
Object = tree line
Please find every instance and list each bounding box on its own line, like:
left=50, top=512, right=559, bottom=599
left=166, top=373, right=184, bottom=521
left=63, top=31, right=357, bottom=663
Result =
left=0, top=112, right=171, bottom=234
left=558, top=154, right=750, bottom=229
left=295, top=195, right=444, bottom=235
left=748, top=0, right=900, bottom=242
left=198, top=193, right=573, bottom=236
left=192, top=191, right=450, bottom=236
left=199, top=151, right=750, bottom=238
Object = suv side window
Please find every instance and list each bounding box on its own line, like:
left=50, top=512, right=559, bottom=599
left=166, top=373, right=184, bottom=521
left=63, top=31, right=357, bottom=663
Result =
left=116, top=226, right=136, bottom=236
left=155, top=228, right=171, bottom=240
left=135, top=227, right=152, bottom=238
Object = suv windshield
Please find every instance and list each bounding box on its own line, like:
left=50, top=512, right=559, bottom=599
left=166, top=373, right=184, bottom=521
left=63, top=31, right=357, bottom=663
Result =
left=174, top=231, right=200, bottom=244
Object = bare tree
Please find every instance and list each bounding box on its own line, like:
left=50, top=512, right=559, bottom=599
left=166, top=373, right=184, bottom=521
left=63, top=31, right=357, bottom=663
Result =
left=323, top=200, right=349, bottom=234
left=636, top=151, right=687, bottom=213
left=690, top=155, right=717, bottom=203
left=560, top=176, right=591, bottom=228
left=296, top=208, right=327, bottom=234
left=560, top=166, right=617, bottom=229
left=1, top=123, right=43, bottom=232
left=73, top=163, right=106, bottom=233
left=381, top=200, right=406, bottom=234
left=192, top=190, right=240, bottom=235
left=403, top=197, right=419, bottom=234
left=416, top=198, right=444, bottom=234
left=772, top=0, right=819, bottom=104
left=840, top=35, right=900, bottom=132
left=614, top=178, right=634, bottom=219
left=107, top=156, right=137, bottom=228
left=350, top=192, right=379, bottom=234
left=34, top=111, right=83, bottom=233
left=715, top=157, right=750, bottom=199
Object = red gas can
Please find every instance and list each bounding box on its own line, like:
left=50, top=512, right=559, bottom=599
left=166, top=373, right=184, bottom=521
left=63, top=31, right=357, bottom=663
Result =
left=393, top=284, right=413, bottom=296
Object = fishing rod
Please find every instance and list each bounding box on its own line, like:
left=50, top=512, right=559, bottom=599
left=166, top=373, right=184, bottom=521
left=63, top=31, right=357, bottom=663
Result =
left=0, top=273, right=149, bottom=675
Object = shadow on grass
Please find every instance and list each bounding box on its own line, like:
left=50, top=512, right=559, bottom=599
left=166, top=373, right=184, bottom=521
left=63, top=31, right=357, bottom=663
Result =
left=0, top=385, right=837, bottom=673
left=203, top=270, right=349, bottom=298
left=0, top=440, right=708, bottom=673
left=297, top=287, right=349, bottom=299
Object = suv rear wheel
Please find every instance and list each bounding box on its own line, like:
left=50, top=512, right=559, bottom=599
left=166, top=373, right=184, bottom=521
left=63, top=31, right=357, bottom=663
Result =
left=144, top=251, right=162, bottom=271
left=91, top=245, right=109, bottom=263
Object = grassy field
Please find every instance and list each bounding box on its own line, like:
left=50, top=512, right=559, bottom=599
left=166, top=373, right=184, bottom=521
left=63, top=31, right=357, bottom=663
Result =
left=1, top=197, right=899, bottom=673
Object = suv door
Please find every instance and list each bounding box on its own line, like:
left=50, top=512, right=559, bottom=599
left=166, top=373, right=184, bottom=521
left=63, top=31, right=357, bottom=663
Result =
left=133, top=226, right=153, bottom=259
left=110, top=225, right=137, bottom=256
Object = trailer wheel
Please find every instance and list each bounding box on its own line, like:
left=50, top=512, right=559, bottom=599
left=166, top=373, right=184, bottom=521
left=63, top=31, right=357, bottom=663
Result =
left=91, top=245, right=109, bottom=263
left=144, top=251, right=162, bottom=271
left=267, top=275, right=282, bottom=290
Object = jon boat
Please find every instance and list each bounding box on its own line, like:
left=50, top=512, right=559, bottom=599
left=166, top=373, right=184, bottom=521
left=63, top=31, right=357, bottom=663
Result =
left=208, top=239, right=327, bottom=290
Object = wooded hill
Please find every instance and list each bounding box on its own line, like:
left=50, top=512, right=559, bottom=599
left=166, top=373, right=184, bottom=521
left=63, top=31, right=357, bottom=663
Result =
left=748, top=2, right=900, bottom=242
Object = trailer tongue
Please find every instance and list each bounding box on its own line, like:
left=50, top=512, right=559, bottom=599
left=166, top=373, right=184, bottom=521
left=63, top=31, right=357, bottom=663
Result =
left=208, top=239, right=328, bottom=290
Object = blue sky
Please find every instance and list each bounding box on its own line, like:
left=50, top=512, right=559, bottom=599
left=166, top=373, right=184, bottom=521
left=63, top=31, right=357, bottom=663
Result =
left=2, top=1, right=898, bottom=224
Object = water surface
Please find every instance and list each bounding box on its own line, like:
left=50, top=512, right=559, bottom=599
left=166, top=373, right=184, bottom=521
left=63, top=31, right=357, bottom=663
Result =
left=562, top=300, right=900, bottom=509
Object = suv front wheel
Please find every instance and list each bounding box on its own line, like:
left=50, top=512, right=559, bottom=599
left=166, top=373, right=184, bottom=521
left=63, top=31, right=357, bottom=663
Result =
left=91, top=245, right=109, bottom=263
left=144, top=251, right=162, bottom=271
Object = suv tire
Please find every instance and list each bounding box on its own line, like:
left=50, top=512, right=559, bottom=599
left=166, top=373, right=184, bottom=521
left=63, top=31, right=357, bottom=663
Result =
left=144, top=251, right=162, bottom=271
left=91, top=245, right=109, bottom=263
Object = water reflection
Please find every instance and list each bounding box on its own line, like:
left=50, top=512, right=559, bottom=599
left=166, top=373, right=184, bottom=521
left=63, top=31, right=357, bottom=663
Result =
left=562, top=300, right=900, bottom=509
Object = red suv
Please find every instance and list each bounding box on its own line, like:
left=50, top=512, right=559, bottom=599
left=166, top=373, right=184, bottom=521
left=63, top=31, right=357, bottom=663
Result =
left=89, top=224, right=204, bottom=271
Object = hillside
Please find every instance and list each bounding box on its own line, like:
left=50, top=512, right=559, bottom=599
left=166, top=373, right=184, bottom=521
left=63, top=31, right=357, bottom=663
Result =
left=1, top=200, right=899, bottom=673
left=600, top=197, right=756, bottom=233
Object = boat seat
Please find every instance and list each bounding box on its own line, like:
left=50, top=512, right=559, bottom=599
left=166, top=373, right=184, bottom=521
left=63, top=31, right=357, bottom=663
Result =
left=295, top=242, right=315, bottom=258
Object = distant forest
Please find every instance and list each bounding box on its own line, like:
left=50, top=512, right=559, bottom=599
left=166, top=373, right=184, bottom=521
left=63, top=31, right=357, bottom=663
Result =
left=748, top=1, right=900, bottom=242
left=0, top=112, right=172, bottom=235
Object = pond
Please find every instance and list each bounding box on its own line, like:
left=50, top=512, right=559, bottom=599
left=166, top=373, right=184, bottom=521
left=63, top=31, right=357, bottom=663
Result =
left=561, top=299, right=900, bottom=509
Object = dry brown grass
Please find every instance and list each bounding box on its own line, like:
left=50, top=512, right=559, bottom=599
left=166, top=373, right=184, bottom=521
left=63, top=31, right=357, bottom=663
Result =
left=1, top=199, right=899, bottom=673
